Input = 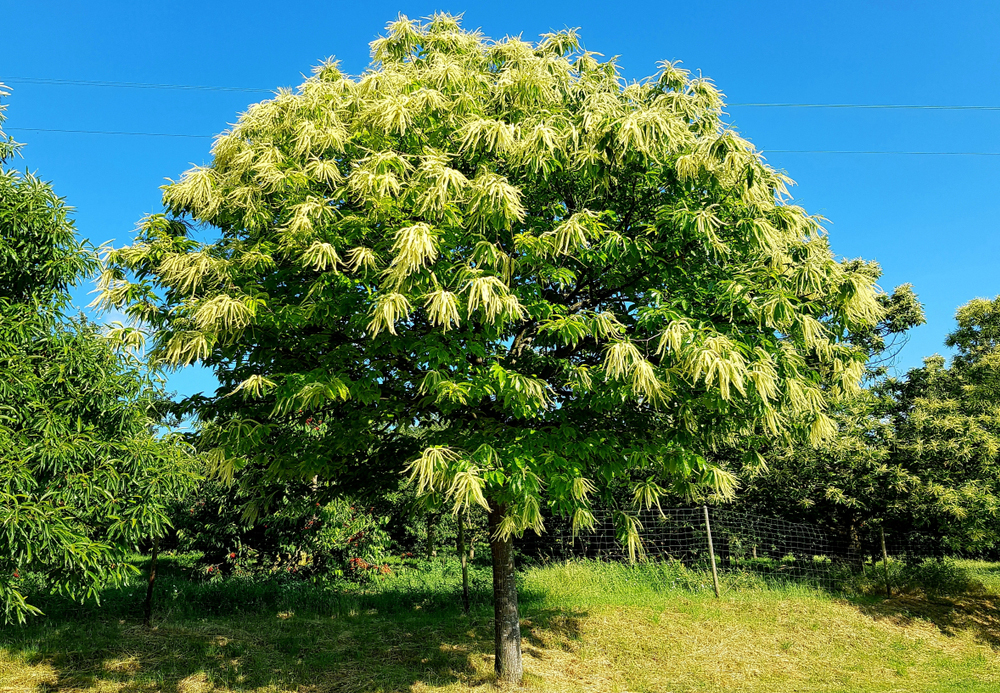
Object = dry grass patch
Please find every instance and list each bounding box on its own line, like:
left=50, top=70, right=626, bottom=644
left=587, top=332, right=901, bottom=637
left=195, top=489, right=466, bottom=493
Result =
left=552, top=598, right=1000, bottom=692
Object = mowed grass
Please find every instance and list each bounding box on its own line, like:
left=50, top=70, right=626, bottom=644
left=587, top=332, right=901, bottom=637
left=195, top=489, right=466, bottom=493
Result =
left=2, top=557, right=1000, bottom=692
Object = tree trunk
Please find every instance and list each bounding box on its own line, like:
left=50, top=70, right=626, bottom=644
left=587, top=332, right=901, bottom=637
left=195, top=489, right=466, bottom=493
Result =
left=427, top=512, right=438, bottom=559
left=458, top=508, right=470, bottom=615
left=489, top=504, right=522, bottom=684
left=847, top=518, right=863, bottom=569
left=143, top=536, right=159, bottom=628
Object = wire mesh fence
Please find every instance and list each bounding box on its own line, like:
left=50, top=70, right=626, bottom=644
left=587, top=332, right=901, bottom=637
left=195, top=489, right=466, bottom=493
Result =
left=521, top=506, right=927, bottom=593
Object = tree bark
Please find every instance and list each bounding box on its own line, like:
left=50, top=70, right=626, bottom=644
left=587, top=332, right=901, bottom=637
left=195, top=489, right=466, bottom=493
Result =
left=847, top=518, right=863, bottom=569
left=489, top=504, right=523, bottom=684
left=880, top=525, right=892, bottom=599
left=143, top=536, right=159, bottom=628
left=427, top=512, right=438, bottom=559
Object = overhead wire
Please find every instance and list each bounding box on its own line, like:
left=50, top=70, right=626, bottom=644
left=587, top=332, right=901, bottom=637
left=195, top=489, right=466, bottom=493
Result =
left=6, top=127, right=1000, bottom=156
left=5, top=76, right=1000, bottom=154
left=728, top=102, right=1000, bottom=111
left=7, top=127, right=211, bottom=139
left=766, top=149, right=1000, bottom=156
left=5, top=76, right=1000, bottom=112
left=2, top=77, right=275, bottom=94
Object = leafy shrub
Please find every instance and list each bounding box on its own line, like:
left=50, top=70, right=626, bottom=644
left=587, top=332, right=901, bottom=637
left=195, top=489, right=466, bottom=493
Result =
left=838, top=557, right=978, bottom=597
left=900, top=558, right=978, bottom=596
left=171, top=478, right=394, bottom=578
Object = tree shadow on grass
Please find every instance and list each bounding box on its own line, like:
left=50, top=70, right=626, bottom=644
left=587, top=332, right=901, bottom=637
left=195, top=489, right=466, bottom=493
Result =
left=851, top=592, right=1000, bottom=651
left=0, top=582, right=586, bottom=692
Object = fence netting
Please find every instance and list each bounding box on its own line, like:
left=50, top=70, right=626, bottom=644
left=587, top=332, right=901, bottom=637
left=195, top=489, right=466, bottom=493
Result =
left=519, top=506, right=930, bottom=591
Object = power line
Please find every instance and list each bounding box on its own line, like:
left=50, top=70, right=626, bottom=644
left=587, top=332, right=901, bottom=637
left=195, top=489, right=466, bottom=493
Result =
left=7, top=127, right=1000, bottom=155
left=2, top=77, right=274, bottom=94
left=4, top=77, right=1000, bottom=112
left=768, top=149, right=1000, bottom=156
left=729, top=102, right=1000, bottom=111
left=7, top=127, right=212, bottom=139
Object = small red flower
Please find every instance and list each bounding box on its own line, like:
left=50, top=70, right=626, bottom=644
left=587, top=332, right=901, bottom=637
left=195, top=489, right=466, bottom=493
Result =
left=229, top=552, right=236, bottom=559
left=13, top=571, right=19, bottom=579
left=208, top=566, right=214, bottom=573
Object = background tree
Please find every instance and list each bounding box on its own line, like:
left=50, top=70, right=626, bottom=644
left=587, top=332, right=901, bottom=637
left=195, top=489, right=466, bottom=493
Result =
left=886, top=296, right=1000, bottom=553
left=737, top=292, right=1000, bottom=559
left=99, top=16, right=883, bottom=683
left=0, top=86, right=197, bottom=623
left=732, top=278, right=925, bottom=554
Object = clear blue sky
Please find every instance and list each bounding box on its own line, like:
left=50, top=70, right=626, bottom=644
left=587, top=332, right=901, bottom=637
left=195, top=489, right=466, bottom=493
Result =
left=4, top=1, right=999, bottom=399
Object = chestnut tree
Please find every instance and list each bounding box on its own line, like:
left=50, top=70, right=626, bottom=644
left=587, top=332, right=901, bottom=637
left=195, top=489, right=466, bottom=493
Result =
left=0, top=87, right=196, bottom=623
left=99, top=16, right=883, bottom=683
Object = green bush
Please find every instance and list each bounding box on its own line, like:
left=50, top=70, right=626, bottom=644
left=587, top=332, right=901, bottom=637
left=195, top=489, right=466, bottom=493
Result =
left=171, top=478, right=395, bottom=579
left=901, top=558, right=978, bottom=596
left=838, top=557, right=978, bottom=597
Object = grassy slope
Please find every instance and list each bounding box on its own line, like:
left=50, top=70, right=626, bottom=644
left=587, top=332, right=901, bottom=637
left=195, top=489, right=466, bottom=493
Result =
left=2, top=558, right=1000, bottom=692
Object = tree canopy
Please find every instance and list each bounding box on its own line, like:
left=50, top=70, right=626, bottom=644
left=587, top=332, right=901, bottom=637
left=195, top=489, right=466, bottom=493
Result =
left=887, top=296, right=1000, bottom=552
left=731, top=278, right=924, bottom=546
left=98, top=15, right=885, bottom=681
left=736, top=292, right=1000, bottom=558
left=0, top=86, right=196, bottom=624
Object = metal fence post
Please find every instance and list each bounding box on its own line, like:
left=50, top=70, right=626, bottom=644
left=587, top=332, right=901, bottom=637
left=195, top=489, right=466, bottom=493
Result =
left=703, top=505, right=721, bottom=598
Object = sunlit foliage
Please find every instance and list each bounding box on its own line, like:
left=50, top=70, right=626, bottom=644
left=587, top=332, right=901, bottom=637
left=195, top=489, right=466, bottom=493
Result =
left=100, top=13, right=883, bottom=542
left=730, top=278, right=925, bottom=547
left=889, top=296, right=1000, bottom=551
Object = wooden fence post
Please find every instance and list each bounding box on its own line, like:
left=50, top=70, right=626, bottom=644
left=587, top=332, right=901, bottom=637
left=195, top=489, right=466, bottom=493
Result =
left=458, top=509, right=470, bottom=614
left=143, top=536, right=159, bottom=628
left=880, top=525, right=892, bottom=599
left=704, top=506, right=721, bottom=598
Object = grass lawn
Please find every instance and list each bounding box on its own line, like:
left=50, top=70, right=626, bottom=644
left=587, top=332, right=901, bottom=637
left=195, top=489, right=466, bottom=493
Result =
left=2, top=557, right=1000, bottom=692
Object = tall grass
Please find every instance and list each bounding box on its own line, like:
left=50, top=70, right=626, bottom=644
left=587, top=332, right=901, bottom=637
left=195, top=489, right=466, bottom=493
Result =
left=18, top=552, right=500, bottom=623
left=16, top=551, right=987, bottom=629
